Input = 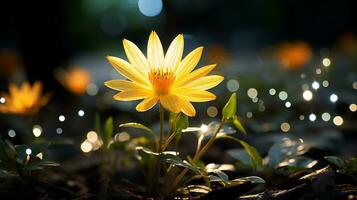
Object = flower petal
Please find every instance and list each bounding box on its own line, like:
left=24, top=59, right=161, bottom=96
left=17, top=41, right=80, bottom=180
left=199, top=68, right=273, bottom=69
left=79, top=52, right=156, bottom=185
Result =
left=159, top=94, right=180, bottom=113
left=9, top=83, right=20, bottom=97
left=105, top=80, right=148, bottom=91
left=136, top=96, right=159, bottom=112
left=177, top=90, right=216, bottom=102
left=164, top=34, right=184, bottom=72
left=176, top=75, right=224, bottom=91
left=175, top=64, right=216, bottom=87
left=107, top=56, right=150, bottom=86
left=113, top=90, right=151, bottom=101
left=123, top=39, right=150, bottom=72
left=147, top=31, right=164, bottom=69
left=175, top=47, right=203, bottom=78
left=178, top=97, right=196, bottom=117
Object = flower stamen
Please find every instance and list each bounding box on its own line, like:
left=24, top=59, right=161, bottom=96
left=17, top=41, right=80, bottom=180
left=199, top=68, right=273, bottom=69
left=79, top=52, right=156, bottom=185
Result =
left=149, top=69, right=175, bottom=95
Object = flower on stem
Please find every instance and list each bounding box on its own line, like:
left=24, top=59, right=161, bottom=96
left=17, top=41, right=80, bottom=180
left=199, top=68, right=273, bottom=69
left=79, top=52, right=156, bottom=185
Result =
left=0, top=81, right=50, bottom=115
left=105, top=31, right=224, bottom=117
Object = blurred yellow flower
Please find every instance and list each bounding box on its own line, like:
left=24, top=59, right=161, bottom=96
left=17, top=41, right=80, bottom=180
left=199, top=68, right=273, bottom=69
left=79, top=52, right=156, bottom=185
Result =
left=277, top=41, right=312, bottom=69
left=55, top=67, right=91, bottom=95
left=0, top=81, right=50, bottom=115
left=105, top=31, right=224, bottom=116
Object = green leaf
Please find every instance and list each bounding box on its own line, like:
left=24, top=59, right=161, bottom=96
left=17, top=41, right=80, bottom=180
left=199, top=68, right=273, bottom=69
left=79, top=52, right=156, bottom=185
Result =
left=325, top=156, right=345, bottom=168
left=94, top=113, right=101, bottom=134
left=174, top=113, right=189, bottom=131
left=279, top=156, right=317, bottom=170
left=102, top=117, right=113, bottom=148
left=217, top=135, right=262, bottom=169
left=209, top=175, right=225, bottom=182
left=165, top=157, right=199, bottom=173
left=136, top=146, right=159, bottom=156
left=230, top=176, right=265, bottom=184
left=232, top=115, right=246, bottom=134
left=222, top=93, right=237, bottom=119
left=213, top=170, right=229, bottom=182
left=268, top=137, right=305, bottom=167
left=120, top=122, right=157, bottom=141
left=27, top=161, right=60, bottom=171
left=184, top=185, right=211, bottom=194
left=169, top=112, right=179, bottom=127
left=0, top=169, right=18, bottom=179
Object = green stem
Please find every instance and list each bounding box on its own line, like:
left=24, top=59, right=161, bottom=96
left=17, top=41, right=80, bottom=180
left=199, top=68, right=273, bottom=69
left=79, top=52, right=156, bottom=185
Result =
left=169, top=117, right=226, bottom=192
left=151, top=103, right=165, bottom=198
left=158, top=103, right=164, bottom=153
left=161, top=130, right=178, bottom=151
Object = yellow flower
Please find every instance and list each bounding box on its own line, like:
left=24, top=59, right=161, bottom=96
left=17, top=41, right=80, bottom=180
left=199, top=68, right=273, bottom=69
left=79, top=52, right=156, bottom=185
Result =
left=105, top=31, right=224, bottom=117
left=55, top=67, right=91, bottom=95
left=0, top=81, right=51, bottom=115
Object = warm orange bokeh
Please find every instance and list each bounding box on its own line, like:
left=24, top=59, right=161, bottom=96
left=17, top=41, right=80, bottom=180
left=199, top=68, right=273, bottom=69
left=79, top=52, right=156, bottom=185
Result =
left=206, top=44, right=229, bottom=67
left=55, top=67, right=91, bottom=95
left=277, top=42, right=312, bottom=69
left=338, top=32, right=357, bottom=56
left=0, top=81, right=51, bottom=115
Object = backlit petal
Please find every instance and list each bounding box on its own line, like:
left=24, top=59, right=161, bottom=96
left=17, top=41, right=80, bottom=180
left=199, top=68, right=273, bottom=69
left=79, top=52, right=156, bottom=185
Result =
left=136, top=96, right=159, bottom=112
left=159, top=94, right=180, bottom=113
left=175, top=47, right=203, bottom=78
left=123, top=39, right=150, bottom=72
left=176, top=90, right=216, bottom=102
left=175, top=64, right=216, bottom=86
left=164, top=34, right=184, bottom=72
left=107, top=56, right=150, bottom=86
left=176, top=75, right=224, bottom=91
left=178, top=97, right=196, bottom=117
left=113, top=90, right=151, bottom=101
left=147, top=31, right=164, bottom=69
left=105, top=80, right=148, bottom=91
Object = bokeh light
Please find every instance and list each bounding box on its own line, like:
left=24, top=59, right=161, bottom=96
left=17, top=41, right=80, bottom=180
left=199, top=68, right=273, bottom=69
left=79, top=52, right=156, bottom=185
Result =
left=247, top=88, right=258, bottom=99
left=32, top=125, right=43, bottom=137
left=303, top=90, right=313, bottom=101
left=138, top=0, right=163, bottom=17
left=226, top=79, right=239, bottom=92
left=333, top=116, right=344, bottom=126
left=329, top=94, right=338, bottom=103
left=278, top=91, right=288, bottom=101
left=81, top=141, right=93, bottom=153
left=207, top=106, right=218, bottom=117
left=322, top=58, right=331, bottom=67
left=280, top=122, right=291, bottom=132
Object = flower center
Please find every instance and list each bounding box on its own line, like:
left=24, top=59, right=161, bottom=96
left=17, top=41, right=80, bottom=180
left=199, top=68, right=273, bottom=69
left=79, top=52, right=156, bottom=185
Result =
left=149, top=69, right=175, bottom=95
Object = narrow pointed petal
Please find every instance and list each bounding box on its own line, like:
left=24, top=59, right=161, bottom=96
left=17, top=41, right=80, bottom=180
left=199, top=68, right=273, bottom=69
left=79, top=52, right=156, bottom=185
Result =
left=178, top=97, right=196, bottom=117
left=164, top=34, right=184, bottom=72
left=177, top=75, right=224, bottom=91
left=107, top=56, right=150, bottom=86
left=9, top=83, right=19, bottom=97
left=175, top=64, right=216, bottom=86
left=123, top=39, right=150, bottom=72
left=105, top=80, right=148, bottom=91
left=159, top=94, right=180, bottom=113
left=147, top=31, right=164, bottom=69
left=30, top=81, right=42, bottom=103
left=175, top=47, right=203, bottom=77
left=136, top=96, right=159, bottom=112
left=113, top=90, right=151, bottom=101
left=179, top=90, right=216, bottom=102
